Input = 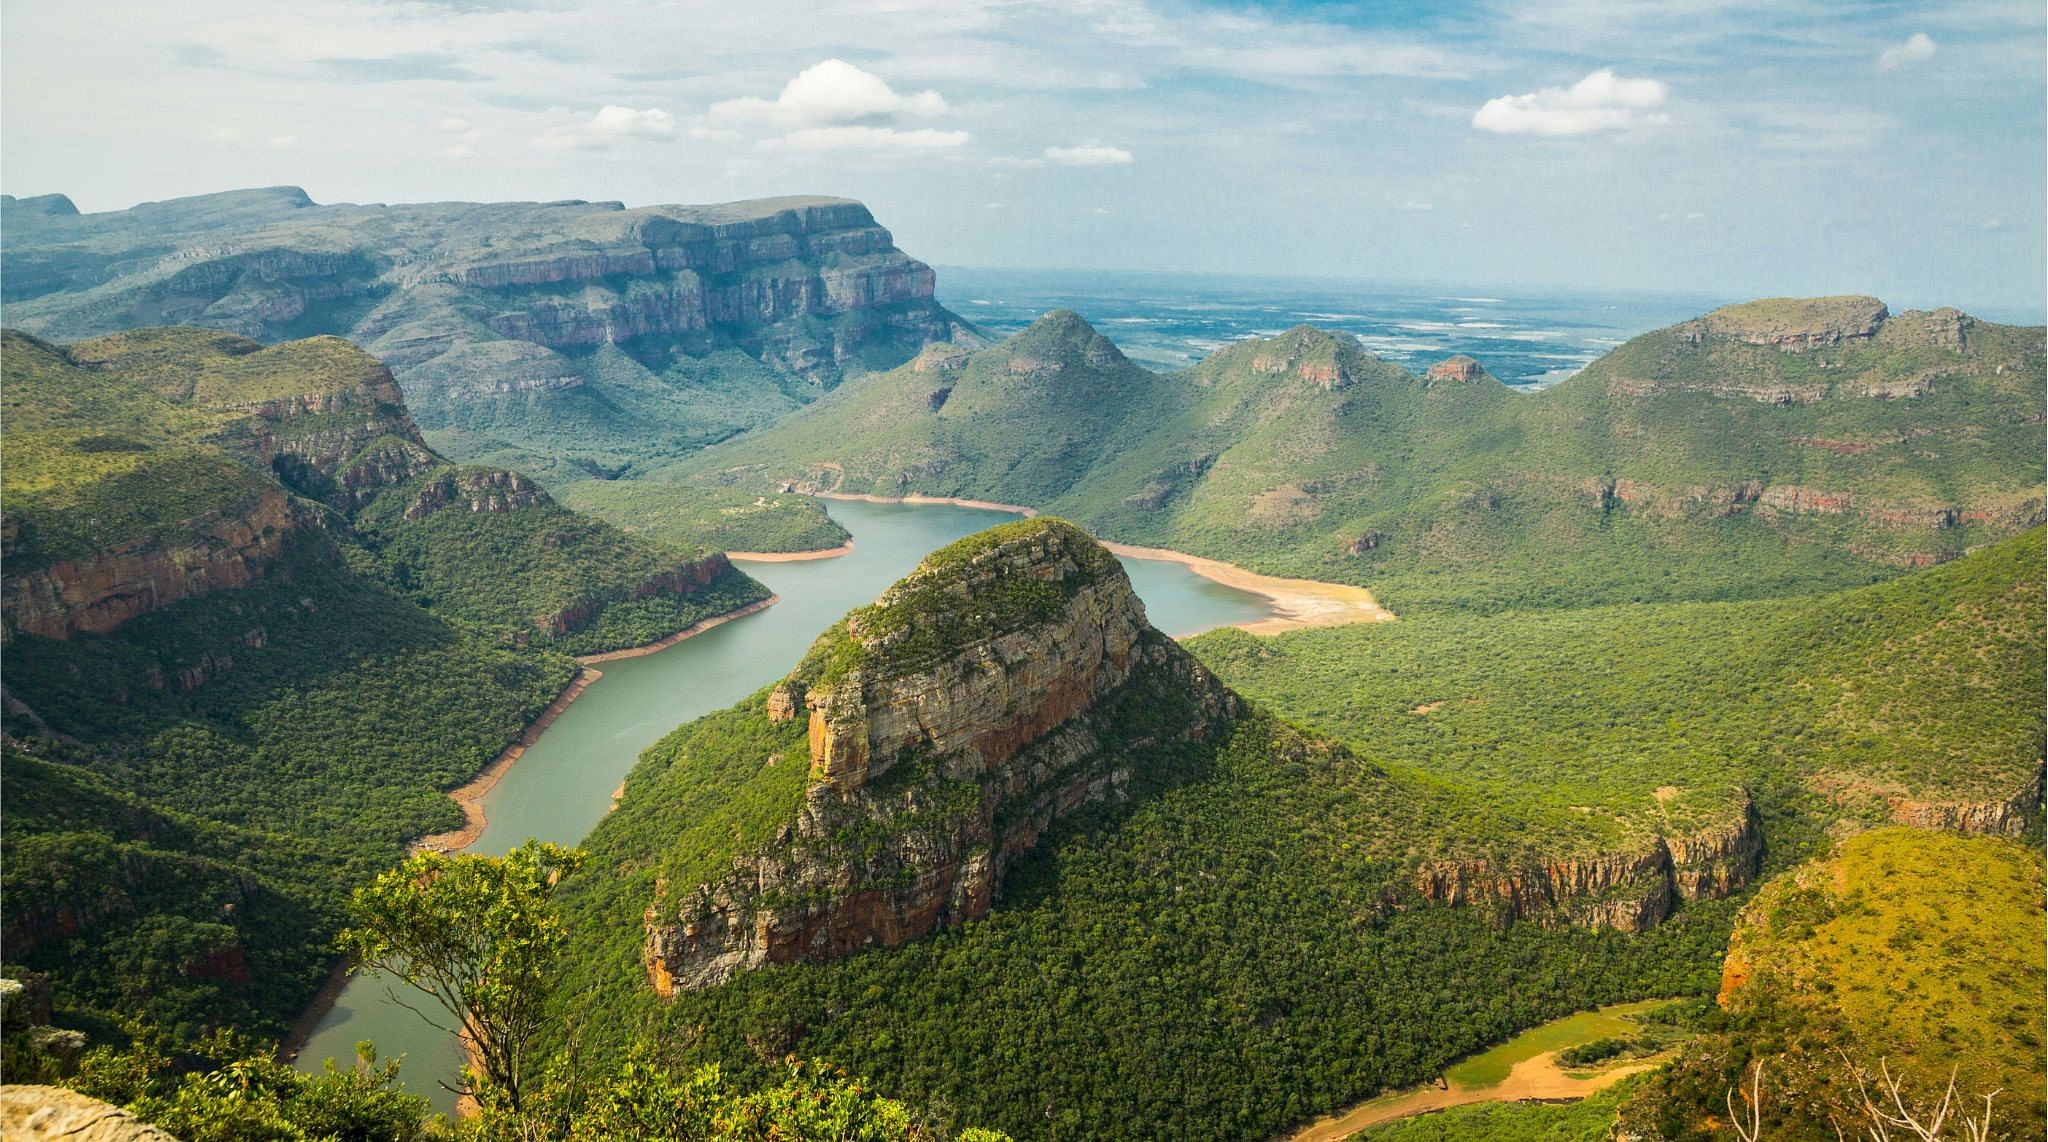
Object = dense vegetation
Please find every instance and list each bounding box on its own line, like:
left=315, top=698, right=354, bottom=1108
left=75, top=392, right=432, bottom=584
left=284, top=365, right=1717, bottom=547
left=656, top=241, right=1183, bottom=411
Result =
left=1352, top=1080, right=1638, bottom=1142
left=557, top=479, right=851, bottom=555
left=668, top=303, right=2044, bottom=612
left=350, top=469, right=767, bottom=655
left=1188, top=527, right=2046, bottom=859
left=0, top=328, right=766, bottom=1045
left=1616, top=829, right=2045, bottom=1141
left=1, top=542, right=579, bottom=1039
left=554, top=701, right=1738, bottom=1141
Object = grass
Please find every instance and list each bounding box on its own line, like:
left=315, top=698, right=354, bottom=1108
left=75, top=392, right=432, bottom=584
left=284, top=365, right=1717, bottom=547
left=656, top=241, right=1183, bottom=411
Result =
left=1444, top=1001, right=1674, bottom=1089
left=556, top=479, right=850, bottom=554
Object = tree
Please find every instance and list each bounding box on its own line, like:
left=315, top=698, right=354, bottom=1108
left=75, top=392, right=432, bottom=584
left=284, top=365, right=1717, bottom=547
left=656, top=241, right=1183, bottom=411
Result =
left=340, top=840, right=582, bottom=1122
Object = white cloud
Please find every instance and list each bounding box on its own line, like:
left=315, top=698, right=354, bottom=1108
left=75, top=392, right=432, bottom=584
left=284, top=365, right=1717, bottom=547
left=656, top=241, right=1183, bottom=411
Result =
left=1400, top=200, right=1434, bottom=212
left=1877, top=32, right=1936, bottom=71
left=208, top=126, right=296, bottom=148
left=1044, top=144, right=1133, bottom=166
left=1472, top=68, right=1670, bottom=136
left=534, top=105, right=674, bottom=150
left=992, top=143, right=1135, bottom=169
left=758, top=125, right=970, bottom=152
left=688, top=125, right=743, bottom=142
left=708, top=59, right=948, bottom=129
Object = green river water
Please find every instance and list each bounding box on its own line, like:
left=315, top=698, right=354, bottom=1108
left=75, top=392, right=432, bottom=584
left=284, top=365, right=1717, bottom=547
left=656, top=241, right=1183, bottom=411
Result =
left=294, top=499, right=1275, bottom=1111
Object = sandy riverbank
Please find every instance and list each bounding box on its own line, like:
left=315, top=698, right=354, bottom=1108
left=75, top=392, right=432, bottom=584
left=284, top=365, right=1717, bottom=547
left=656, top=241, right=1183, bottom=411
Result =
left=813, top=490, right=1041, bottom=517
left=1099, top=542, right=1394, bottom=633
left=808, top=492, right=1391, bottom=632
left=728, top=541, right=853, bottom=562
left=1284, top=1049, right=1668, bottom=1141
left=573, top=595, right=778, bottom=664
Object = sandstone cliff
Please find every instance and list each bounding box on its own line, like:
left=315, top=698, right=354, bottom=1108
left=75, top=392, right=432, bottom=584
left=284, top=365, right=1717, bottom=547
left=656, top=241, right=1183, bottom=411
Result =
left=1411, top=797, right=1764, bottom=933
left=642, top=519, right=1238, bottom=992
left=3, top=190, right=978, bottom=475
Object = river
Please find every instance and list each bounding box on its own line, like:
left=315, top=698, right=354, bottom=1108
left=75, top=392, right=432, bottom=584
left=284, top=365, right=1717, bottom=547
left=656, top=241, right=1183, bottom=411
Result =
left=294, top=498, right=1275, bottom=1110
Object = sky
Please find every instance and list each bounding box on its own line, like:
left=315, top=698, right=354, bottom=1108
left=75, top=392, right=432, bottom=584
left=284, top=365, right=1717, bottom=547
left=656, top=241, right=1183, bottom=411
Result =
left=3, top=0, right=2043, bottom=314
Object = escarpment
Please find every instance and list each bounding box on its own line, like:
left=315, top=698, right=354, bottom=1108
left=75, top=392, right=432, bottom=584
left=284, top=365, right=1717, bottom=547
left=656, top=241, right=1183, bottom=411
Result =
left=641, top=519, right=1238, bottom=993
left=3, top=190, right=978, bottom=475
left=1411, top=797, right=1765, bottom=933
left=2, top=484, right=322, bottom=641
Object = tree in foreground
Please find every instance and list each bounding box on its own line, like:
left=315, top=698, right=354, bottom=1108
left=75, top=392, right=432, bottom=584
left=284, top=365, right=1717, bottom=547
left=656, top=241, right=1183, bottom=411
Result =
left=340, top=840, right=583, bottom=1123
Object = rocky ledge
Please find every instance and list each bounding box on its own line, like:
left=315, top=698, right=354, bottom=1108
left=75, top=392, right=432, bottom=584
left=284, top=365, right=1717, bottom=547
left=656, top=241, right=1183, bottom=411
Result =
left=642, top=519, right=1238, bottom=993
left=1411, top=797, right=1765, bottom=933
left=2, top=486, right=319, bottom=641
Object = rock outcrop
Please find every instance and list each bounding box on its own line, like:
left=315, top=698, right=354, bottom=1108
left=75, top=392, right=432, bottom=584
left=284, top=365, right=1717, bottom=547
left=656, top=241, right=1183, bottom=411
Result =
left=1411, top=797, right=1764, bottom=933
left=0, top=1086, right=178, bottom=1142
left=1888, top=764, right=2045, bottom=836
left=1, top=190, right=978, bottom=471
left=2, top=486, right=319, bottom=641
left=1694, top=295, right=1890, bottom=350
left=642, top=519, right=1238, bottom=993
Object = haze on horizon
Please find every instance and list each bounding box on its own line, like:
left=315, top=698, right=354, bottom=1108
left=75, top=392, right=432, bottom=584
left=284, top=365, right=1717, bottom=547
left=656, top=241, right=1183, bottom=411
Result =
left=3, top=0, right=2042, bottom=316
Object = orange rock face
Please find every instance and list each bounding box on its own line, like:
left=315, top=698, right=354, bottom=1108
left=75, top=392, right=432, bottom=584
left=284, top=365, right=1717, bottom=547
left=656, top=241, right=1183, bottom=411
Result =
left=642, top=521, right=1237, bottom=994
left=2, top=487, right=315, bottom=641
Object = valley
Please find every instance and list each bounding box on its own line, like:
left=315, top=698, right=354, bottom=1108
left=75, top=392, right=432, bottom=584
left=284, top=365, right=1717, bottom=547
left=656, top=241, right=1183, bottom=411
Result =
left=1, top=191, right=2040, bottom=1142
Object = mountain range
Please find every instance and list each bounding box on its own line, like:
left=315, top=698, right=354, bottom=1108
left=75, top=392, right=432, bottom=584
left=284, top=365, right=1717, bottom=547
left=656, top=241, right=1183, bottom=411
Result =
left=1, top=189, right=979, bottom=484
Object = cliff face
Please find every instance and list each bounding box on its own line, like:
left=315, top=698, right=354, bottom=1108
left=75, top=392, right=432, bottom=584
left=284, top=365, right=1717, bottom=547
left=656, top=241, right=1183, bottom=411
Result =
left=642, top=519, right=1238, bottom=993
left=1888, top=764, right=2046, bottom=836
left=1411, top=798, right=1765, bottom=933
left=2, top=486, right=321, bottom=641
left=3, top=191, right=977, bottom=476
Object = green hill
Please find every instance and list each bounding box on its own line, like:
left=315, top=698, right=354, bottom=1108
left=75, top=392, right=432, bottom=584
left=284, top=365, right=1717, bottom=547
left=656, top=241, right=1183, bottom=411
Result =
left=0, top=328, right=768, bottom=1041
left=668, top=300, right=2044, bottom=612
left=1615, top=828, right=2044, bottom=1141
left=543, top=525, right=2040, bottom=1141
left=556, top=479, right=850, bottom=555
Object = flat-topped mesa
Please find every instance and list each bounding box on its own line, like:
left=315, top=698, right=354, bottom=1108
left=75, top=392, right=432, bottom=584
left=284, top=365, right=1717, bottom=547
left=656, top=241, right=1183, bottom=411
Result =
left=644, top=519, right=1239, bottom=993
left=1692, top=295, right=1889, bottom=350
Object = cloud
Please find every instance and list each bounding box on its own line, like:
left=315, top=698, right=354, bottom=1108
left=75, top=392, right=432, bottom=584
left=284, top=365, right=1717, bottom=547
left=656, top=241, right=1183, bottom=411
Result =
left=208, top=127, right=297, bottom=149
left=708, top=59, right=948, bottom=129
left=1877, top=32, right=1936, bottom=71
left=992, top=143, right=1135, bottom=168
left=1400, top=200, right=1434, bottom=212
left=758, top=125, right=970, bottom=152
left=1044, top=144, right=1133, bottom=166
left=1473, top=68, right=1670, bottom=136
left=533, top=105, right=674, bottom=150
left=314, top=52, right=483, bottom=83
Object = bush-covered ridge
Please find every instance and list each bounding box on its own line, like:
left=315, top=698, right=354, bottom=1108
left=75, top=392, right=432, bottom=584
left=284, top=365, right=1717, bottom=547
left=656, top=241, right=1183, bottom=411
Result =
left=666, top=299, right=2045, bottom=613
left=557, top=479, right=851, bottom=555
left=1616, top=828, right=2045, bottom=1141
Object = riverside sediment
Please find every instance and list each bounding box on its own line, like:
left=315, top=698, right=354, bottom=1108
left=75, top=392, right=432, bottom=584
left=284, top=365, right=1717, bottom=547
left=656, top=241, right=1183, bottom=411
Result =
left=808, top=492, right=1393, bottom=632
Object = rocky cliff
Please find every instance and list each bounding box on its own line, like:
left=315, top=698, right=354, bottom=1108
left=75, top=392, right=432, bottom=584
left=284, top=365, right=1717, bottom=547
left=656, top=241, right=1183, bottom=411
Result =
left=1411, top=797, right=1764, bottom=933
left=641, top=519, right=1238, bottom=993
left=3, top=190, right=978, bottom=478
left=2, top=484, right=319, bottom=642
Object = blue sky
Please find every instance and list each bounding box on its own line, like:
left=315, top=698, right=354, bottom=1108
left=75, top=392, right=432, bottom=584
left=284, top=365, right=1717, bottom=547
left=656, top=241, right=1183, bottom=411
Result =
left=3, top=0, right=2042, bottom=313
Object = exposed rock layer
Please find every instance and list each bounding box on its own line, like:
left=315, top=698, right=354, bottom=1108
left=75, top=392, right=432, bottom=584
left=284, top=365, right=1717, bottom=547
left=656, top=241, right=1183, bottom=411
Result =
left=643, top=520, right=1238, bottom=992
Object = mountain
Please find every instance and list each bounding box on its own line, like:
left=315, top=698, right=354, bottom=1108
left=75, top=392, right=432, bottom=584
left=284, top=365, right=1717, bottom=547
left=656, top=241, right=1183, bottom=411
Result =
left=542, top=520, right=2039, bottom=1141
left=668, top=299, right=2045, bottom=612
left=549, top=519, right=1764, bottom=1140
left=0, top=328, right=767, bottom=1038
left=1, top=189, right=979, bottom=483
